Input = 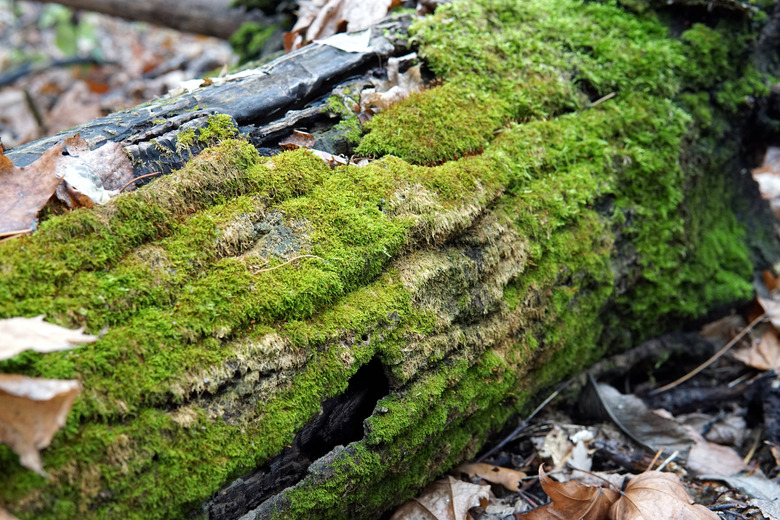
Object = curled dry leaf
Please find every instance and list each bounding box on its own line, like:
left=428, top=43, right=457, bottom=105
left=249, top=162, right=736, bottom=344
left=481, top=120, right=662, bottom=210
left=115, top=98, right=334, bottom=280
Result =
left=0, top=134, right=134, bottom=236
left=55, top=134, right=135, bottom=209
left=456, top=462, right=527, bottom=492
left=0, top=374, right=81, bottom=476
left=390, top=476, right=489, bottom=520
left=518, top=465, right=619, bottom=520
left=757, top=297, right=780, bottom=330
left=0, top=315, right=98, bottom=361
left=752, top=146, right=780, bottom=219
left=285, top=0, right=402, bottom=52
left=0, top=141, right=65, bottom=235
left=360, top=54, right=423, bottom=113
left=610, top=471, right=718, bottom=520
left=279, top=130, right=316, bottom=150
left=309, top=149, right=349, bottom=167
left=732, top=327, right=780, bottom=371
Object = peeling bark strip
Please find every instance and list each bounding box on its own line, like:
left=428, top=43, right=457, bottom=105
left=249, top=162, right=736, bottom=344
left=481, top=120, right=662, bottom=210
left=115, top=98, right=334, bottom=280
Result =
left=2, top=0, right=780, bottom=519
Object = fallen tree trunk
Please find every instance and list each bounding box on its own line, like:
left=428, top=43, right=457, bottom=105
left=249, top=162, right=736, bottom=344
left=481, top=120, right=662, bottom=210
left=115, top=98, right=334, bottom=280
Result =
left=1, top=1, right=780, bottom=519
left=36, top=0, right=276, bottom=39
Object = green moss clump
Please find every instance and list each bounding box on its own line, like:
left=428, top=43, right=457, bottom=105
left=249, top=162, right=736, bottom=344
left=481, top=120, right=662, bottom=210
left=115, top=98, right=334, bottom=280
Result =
left=357, top=82, right=508, bottom=164
left=230, top=22, right=277, bottom=63
left=176, top=114, right=239, bottom=153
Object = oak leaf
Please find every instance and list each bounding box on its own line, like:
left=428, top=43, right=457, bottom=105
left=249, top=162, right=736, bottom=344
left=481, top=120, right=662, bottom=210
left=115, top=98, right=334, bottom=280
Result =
left=610, top=471, right=718, bottom=520
left=279, top=130, right=316, bottom=150
left=0, top=141, right=65, bottom=235
left=518, top=465, right=619, bottom=520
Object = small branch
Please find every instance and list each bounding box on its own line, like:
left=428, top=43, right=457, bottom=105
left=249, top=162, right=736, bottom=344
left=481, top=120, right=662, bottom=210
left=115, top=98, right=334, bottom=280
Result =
left=0, top=229, right=33, bottom=243
left=587, top=92, right=616, bottom=109
left=119, top=171, right=163, bottom=193
left=475, top=381, right=569, bottom=463
left=251, top=255, right=325, bottom=274
left=654, top=450, right=679, bottom=471
left=650, top=313, right=766, bottom=394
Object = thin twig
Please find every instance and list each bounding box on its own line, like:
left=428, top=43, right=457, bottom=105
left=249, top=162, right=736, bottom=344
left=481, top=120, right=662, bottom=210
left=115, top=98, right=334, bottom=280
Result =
left=475, top=381, right=569, bottom=463
left=251, top=255, right=325, bottom=274
left=651, top=313, right=767, bottom=394
left=0, top=229, right=32, bottom=243
left=743, top=428, right=762, bottom=464
left=654, top=450, right=679, bottom=471
left=119, top=171, right=163, bottom=193
left=0, top=228, right=32, bottom=238
left=589, top=92, right=616, bottom=108
left=646, top=448, right=664, bottom=472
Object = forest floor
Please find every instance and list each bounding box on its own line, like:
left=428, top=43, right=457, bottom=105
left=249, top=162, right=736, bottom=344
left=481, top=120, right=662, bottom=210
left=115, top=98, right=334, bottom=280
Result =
left=2, top=2, right=780, bottom=520
left=0, top=0, right=236, bottom=149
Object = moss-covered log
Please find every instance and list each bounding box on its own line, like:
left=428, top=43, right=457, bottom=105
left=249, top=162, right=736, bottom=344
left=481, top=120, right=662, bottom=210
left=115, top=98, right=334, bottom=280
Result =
left=2, top=0, right=780, bottom=519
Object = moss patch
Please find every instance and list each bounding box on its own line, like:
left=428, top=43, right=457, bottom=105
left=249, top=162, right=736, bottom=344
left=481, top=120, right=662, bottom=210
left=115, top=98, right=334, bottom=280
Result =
left=0, top=0, right=773, bottom=518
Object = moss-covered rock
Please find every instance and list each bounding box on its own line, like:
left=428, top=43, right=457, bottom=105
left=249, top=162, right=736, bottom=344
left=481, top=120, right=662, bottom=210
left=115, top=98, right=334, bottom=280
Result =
left=1, top=0, right=777, bottom=518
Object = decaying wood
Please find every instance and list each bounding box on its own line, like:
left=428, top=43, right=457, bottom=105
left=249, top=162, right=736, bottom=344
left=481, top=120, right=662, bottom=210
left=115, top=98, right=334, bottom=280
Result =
left=5, top=18, right=406, bottom=177
left=2, top=3, right=780, bottom=520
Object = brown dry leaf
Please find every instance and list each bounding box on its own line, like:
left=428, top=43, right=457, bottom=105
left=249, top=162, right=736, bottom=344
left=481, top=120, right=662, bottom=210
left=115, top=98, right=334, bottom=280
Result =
left=699, top=314, right=745, bottom=342
left=763, top=270, right=780, bottom=293
left=0, top=141, right=66, bottom=235
left=0, top=507, right=19, bottom=520
left=752, top=146, right=780, bottom=219
left=279, top=130, right=316, bottom=150
left=757, top=297, right=780, bottom=330
left=285, top=0, right=402, bottom=52
left=456, top=462, right=527, bottom=492
left=0, top=374, right=81, bottom=476
left=610, top=471, right=718, bottom=520
left=309, top=149, right=349, bottom=167
left=55, top=134, right=135, bottom=208
left=360, top=54, right=422, bottom=113
left=389, top=476, right=490, bottom=520
left=686, top=438, right=748, bottom=477
left=535, top=425, right=575, bottom=475
left=518, top=465, right=619, bottom=520
left=732, top=327, right=780, bottom=371
left=0, top=315, right=98, bottom=361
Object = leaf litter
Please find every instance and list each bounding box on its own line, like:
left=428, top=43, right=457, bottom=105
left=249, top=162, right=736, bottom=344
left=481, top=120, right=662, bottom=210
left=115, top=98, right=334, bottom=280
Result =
left=0, top=315, right=97, bottom=519
left=0, top=133, right=135, bottom=238
left=285, top=0, right=403, bottom=52
left=391, top=276, right=780, bottom=520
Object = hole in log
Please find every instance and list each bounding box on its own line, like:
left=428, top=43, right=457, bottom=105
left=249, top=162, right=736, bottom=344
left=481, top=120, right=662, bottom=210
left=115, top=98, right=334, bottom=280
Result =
left=202, top=357, right=389, bottom=520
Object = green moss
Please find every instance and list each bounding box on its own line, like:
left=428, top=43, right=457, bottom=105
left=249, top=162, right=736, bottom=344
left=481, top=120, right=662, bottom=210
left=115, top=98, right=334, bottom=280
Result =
left=357, top=82, right=508, bottom=164
left=176, top=114, right=239, bottom=153
left=230, top=22, right=277, bottom=63
left=0, top=0, right=774, bottom=517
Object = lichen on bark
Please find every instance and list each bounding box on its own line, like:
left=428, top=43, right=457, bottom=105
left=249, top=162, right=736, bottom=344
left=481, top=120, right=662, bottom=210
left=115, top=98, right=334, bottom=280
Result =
left=0, top=0, right=777, bottom=518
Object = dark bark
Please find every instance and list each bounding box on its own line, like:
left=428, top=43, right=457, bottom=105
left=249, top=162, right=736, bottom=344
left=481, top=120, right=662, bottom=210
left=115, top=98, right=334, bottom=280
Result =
left=5, top=18, right=408, bottom=177
left=39, top=0, right=277, bottom=39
